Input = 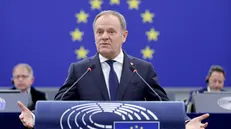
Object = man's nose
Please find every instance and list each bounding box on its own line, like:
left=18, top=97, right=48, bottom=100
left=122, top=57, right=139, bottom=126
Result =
left=215, top=82, right=221, bottom=87
left=102, top=32, right=109, bottom=40
left=17, top=76, right=26, bottom=81
left=18, top=77, right=24, bottom=81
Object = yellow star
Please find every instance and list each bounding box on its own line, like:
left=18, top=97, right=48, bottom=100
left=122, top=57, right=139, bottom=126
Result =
left=127, top=0, right=140, bottom=10
left=140, top=127, right=143, bottom=129
left=141, top=10, right=154, bottom=23
left=146, top=28, right=160, bottom=41
left=70, top=28, right=84, bottom=41
left=130, top=126, right=133, bottom=129
left=89, top=0, right=103, bottom=10
left=110, top=0, right=120, bottom=5
left=75, top=46, right=89, bottom=59
left=141, top=46, right=155, bottom=59
left=75, top=10, right=89, bottom=23
left=135, top=125, right=138, bottom=128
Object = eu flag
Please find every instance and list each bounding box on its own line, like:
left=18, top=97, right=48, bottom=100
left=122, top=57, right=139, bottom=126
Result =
left=1, top=0, right=231, bottom=87
left=114, top=121, right=159, bottom=129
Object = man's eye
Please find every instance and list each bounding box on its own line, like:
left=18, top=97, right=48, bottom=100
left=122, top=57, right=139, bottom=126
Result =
left=109, top=31, right=115, bottom=34
left=97, top=31, right=103, bottom=34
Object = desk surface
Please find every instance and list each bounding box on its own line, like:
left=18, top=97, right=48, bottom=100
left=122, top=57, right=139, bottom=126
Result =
left=0, top=113, right=229, bottom=129
left=188, top=113, right=228, bottom=129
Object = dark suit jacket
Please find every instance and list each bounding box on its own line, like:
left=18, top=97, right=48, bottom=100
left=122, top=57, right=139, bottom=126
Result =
left=55, top=52, right=169, bottom=101
left=12, top=86, right=47, bottom=111
left=186, top=87, right=225, bottom=112
left=55, top=52, right=191, bottom=121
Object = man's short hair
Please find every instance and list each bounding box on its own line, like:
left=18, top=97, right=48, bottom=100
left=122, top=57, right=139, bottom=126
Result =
left=92, top=10, right=127, bottom=31
left=206, top=65, right=225, bottom=83
left=13, top=63, right=34, bottom=77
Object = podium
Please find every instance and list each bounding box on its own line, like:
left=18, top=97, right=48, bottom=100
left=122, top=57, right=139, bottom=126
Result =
left=35, top=101, right=185, bottom=129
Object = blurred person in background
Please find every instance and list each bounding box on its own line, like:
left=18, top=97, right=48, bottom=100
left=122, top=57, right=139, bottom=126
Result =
left=11, top=63, right=47, bottom=111
left=186, top=65, right=226, bottom=112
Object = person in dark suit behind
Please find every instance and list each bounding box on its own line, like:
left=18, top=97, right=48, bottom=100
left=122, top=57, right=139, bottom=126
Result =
left=186, top=65, right=226, bottom=112
left=17, top=10, right=209, bottom=129
left=12, top=63, right=47, bottom=111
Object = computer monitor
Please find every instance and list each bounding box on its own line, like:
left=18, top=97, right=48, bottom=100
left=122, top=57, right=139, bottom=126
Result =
left=0, top=89, right=20, bottom=93
left=192, top=92, right=231, bottom=113
left=0, top=89, right=29, bottom=112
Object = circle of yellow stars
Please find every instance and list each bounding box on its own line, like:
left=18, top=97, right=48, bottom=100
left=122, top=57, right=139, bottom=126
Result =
left=70, top=0, right=160, bottom=60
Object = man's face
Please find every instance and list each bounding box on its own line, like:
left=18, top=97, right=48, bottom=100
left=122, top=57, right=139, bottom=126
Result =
left=12, top=66, right=34, bottom=91
left=94, top=14, right=128, bottom=59
left=208, top=71, right=225, bottom=91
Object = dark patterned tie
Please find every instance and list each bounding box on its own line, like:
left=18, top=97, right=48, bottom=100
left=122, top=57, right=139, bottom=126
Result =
left=106, top=60, right=119, bottom=100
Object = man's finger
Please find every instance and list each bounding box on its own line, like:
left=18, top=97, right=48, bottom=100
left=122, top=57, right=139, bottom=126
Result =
left=21, top=119, right=25, bottom=123
left=201, top=122, right=208, bottom=128
left=19, top=114, right=24, bottom=119
left=198, top=113, right=209, bottom=121
left=23, top=122, right=28, bottom=127
left=17, top=101, right=28, bottom=111
left=24, top=121, right=33, bottom=128
left=28, top=122, right=34, bottom=128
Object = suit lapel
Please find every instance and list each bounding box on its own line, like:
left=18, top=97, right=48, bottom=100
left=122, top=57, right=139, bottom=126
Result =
left=30, top=87, right=35, bottom=101
left=116, top=53, right=134, bottom=100
left=90, top=54, right=110, bottom=100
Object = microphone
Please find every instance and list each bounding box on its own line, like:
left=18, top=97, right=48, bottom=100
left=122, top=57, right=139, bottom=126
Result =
left=60, top=64, right=95, bottom=100
left=129, top=64, right=162, bottom=101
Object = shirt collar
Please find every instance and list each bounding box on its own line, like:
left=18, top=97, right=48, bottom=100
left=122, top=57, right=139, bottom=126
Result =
left=99, top=50, right=124, bottom=64
left=21, top=87, right=31, bottom=94
left=207, top=86, right=221, bottom=92
left=207, top=87, right=210, bottom=92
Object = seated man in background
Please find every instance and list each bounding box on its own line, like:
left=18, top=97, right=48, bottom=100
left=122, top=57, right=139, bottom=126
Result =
left=186, top=65, right=226, bottom=112
left=11, top=63, right=47, bottom=111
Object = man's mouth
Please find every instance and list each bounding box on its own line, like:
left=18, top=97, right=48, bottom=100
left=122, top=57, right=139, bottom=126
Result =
left=101, top=42, right=109, bottom=44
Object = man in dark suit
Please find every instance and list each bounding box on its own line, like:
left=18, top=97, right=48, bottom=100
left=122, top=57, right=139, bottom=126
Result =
left=54, top=52, right=169, bottom=101
left=12, top=63, right=47, bottom=111
left=18, top=10, right=209, bottom=129
left=186, top=65, right=226, bottom=112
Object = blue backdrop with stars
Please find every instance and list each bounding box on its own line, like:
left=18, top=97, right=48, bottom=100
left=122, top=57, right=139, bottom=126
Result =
left=1, top=0, right=231, bottom=87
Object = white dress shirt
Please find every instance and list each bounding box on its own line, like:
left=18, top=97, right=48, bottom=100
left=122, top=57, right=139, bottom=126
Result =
left=99, top=50, right=124, bottom=99
left=20, top=88, right=33, bottom=108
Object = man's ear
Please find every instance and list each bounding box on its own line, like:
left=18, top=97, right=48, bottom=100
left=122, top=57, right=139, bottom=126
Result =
left=205, top=76, right=209, bottom=83
left=122, top=30, right=128, bottom=43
